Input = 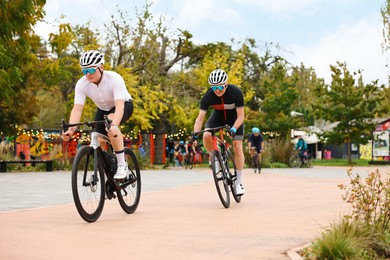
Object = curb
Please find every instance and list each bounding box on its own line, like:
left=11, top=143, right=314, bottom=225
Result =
left=286, top=242, right=312, bottom=260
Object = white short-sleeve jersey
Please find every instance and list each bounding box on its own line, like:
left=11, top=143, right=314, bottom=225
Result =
left=74, top=71, right=132, bottom=111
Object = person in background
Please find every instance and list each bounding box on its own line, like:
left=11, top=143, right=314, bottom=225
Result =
left=295, top=134, right=308, bottom=163
left=248, top=127, right=264, bottom=171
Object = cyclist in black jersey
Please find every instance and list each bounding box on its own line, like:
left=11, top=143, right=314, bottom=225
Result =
left=193, top=69, right=245, bottom=195
left=248, top=127, right=264, bottom=172
left=248, top=127, right=264, bottom=154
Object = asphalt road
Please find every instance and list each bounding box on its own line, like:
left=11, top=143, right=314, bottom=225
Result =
left=0, top=165, right=388, bottom=260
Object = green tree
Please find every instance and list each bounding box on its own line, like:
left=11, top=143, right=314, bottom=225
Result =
left=313, top=62, right=384, bottom=164
left=257, top=61, right=300, bottom=139
left=0, top=0, right=46, bottom=134
left=103, top=3, right=195, bottom=132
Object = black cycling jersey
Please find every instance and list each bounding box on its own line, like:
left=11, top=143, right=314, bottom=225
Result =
left=248, top=133, right=263, bottom=152
left=200, top=84, right=244, bottom=139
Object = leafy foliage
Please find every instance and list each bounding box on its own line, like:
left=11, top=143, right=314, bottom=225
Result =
left=304, top=169, right=390, bottom=259
left=1, top=1, right=389, bottom=147
left=340, top=169, right=390, bottom=232
left=313, top=62, right=385, bottom=164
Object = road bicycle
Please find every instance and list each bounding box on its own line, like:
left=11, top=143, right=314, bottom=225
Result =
left=184, top=152, right=194, bottom=169
left=289, top=149, right=313, bottom=168
left=250, top=148, right=262, bottom=174
left=62, top=115, right=141, bottom=222
left=192, top=125, right=241, bottom=208
left=163, top=149, right=175, bottom=169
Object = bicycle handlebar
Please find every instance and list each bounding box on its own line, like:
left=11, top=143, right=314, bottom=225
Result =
left=61, top=115, right=113, bottom=133
left=191, top=124, right=231, bottom=136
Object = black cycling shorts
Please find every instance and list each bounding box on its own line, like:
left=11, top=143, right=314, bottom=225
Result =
left=251, top=146, right=262, bottom=153
left=94, top=100, right=133, bottom=135
left=205, top=111, right=244, bottom=140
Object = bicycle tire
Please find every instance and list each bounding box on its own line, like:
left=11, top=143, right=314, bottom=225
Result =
left=71, top=146, right=105, bottom=223
left=258, top=155, right=262, bottom=174
left=117, top=148, right=141, bottom=214
left=188, top=155, right=194, bottom=169
left=289, top=155, right=301, bottom=168
left=211, top=150, right=230, bottom=208
left=306, top=156, right=314, bottom=168
left=252, top=153, right=259, bottom=173
left=225, top=149, right=241, bottom=203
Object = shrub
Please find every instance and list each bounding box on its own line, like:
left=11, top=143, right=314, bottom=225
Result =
left=303, top=219, right=375, bottom=260
left=304, top=169, right=390, bottom=259
left=245, top=137, right=294, bottom=167
left=339, top=169, right=390, bottom=233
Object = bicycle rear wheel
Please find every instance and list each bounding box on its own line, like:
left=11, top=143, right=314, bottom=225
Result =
left=117, top=148, right=141, bottom=214
left=225, top=149, right=241, bottom=203
left=72, top=146, right=105, bottom=223
left=289, top=155, right=301, bottom=168
left=211, top=150, right=230, bottom=208
left=306, top=156, right=314, bottom=168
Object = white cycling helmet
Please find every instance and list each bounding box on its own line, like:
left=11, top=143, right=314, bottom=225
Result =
left=79, top=50, right=104, bottom=68
left=208, top=69, right=228, bottom=85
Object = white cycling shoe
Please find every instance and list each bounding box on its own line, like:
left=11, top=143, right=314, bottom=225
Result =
left=114, top=164, right=129, bottom=179
left=235, top=184, right=245, bottom=196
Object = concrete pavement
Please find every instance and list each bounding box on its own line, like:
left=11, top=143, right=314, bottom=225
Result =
left=0, top=166, right=389, bottom=259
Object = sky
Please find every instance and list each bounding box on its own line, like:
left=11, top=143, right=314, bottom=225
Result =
left=34, top=0, right=390, bottom=85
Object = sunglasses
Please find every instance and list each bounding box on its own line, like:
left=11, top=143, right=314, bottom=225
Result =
left=211, top=85, right=225, bottom=91
left=81, top=66, right=99, bottom=75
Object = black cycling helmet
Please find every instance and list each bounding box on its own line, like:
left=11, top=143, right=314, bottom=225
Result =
left=79, top=50, right=104, bottom=68
left=208, top=69, right=228, bottom=85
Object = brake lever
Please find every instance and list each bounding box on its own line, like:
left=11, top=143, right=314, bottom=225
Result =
left=104, top=115, right=118, bottom=138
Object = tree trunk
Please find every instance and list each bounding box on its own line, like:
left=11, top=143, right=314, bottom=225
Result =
left=347, top=141, right=352, bottom=165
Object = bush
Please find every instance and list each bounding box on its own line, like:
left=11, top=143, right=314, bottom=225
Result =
left=303, top=169, right=390, bottom=259
left=303, top=219, right=375, bottom=260
left=340, top=169, right=390, bottom=233
left=244, top=137, right=294, bottom=167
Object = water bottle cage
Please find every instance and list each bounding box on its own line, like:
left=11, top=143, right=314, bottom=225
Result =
left=110, top=155, right=117, bottom=175
left=102, top=151, right=117, bottom=175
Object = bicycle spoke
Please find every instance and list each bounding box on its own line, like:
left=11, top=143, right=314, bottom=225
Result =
left=117, top=148, right=141, bottom=214
left=71, top=146, right=105, bottom=223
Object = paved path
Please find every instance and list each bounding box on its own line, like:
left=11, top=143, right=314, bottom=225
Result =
left=0, top=166, right=389, bottom=259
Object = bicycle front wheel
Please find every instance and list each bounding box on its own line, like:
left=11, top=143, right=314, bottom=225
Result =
left=188, top=154, right=194, bottom=169
left=72, top=146, right=105, bottom=223
left=117, top=148, right=141, bottom=214
left=289, top=155, right=301, bottom=168
left=252, top=154, right=258, bottom=173
left=211, top=150, right=230, bottom=208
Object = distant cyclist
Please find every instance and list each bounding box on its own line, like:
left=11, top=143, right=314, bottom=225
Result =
left=185, top=136, right=197, bottom=163
left=248, top=127, right=264, bottom=172
left=295, top=134, right=308, bottom=163
left=193, top=69, right=245, bottom=196
left=165, top=138, right=175, bottom=167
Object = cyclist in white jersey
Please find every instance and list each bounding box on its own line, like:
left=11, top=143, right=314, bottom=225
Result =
left=62, top=50, right=133, bottom=180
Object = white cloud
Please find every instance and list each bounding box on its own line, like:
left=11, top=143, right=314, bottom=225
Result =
left=232, top=0, right=320, bottom=17
left=171, top=0, right=241, bottom=29
left=286, top=13, right=389, bottom=85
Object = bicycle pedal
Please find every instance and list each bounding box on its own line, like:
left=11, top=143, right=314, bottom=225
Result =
left=126, top=174, right=137, bottom=184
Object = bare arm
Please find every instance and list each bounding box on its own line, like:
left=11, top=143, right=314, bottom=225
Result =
left=112, top=99, right=125, bottom=126
left=62, top=104, right=83, bottom=140
left=194, top=110, right=206, bottom=133
left=232, top=107, right=244, bottom=129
